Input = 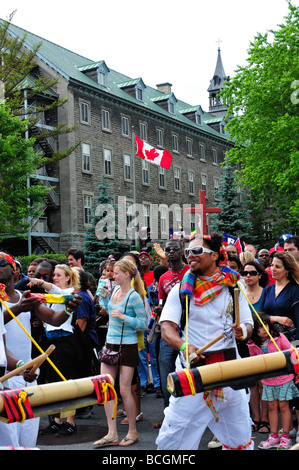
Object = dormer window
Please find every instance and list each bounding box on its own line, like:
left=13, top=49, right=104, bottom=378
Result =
left=78, top=60, right=109, bottom=87
left=97, top=62, right=109, bottom=87
left=136, top=86, right=143, bottom=101
left=180, top=105, right=203, bottom=126
left=168, top=99, right=175, bottom=114
left=118, top=78, right=146, bottom=103
left=152, top=92, right=177, bottom=115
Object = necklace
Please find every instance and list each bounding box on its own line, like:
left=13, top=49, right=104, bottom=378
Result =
left=170, top=265, right=186, bottom=276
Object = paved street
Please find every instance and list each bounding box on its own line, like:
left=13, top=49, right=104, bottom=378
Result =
left=35, top=387, right=297, bottom=452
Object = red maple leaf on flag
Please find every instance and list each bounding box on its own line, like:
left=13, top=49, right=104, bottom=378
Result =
left=145, top=147, right=160, bottom=161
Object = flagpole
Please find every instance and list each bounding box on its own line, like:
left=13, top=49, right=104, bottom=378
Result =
left=132, top=128, right=137, bottom=249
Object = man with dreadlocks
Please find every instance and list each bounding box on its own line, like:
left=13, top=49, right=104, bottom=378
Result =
left=156, top=233, right=254, bottom=450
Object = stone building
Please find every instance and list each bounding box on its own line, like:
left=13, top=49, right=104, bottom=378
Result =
left=6, top=21, right=232, bottom=255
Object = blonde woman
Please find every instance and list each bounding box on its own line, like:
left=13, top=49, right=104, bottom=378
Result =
left=239, top=250, right=255, bottom=266
left=31, top=264, right=81, bottom=437
left=94, top=259, right=147, bottom=448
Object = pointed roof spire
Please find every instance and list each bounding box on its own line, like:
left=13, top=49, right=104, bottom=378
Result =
left=207, top=46, right=229, bottom=117
left=208, top=47, right=228, bottom=93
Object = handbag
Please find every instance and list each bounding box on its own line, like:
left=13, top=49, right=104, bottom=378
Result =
left=98, top=290, right=132, bottom=365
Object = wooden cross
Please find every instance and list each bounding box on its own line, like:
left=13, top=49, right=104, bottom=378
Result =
left=184, top=190, right=221, bottom=235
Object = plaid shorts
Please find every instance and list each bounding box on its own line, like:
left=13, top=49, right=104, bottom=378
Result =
left=262, top=380, right=299, bottom=402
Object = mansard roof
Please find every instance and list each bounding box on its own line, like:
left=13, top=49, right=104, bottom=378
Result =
left=7, top=21, right=230, bottom=143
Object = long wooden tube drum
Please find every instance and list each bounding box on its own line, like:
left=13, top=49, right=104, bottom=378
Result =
left=168, top=348, right=299, bottom=397
left=0, top=374, right=115, bottom=415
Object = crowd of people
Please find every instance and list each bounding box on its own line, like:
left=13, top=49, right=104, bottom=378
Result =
left=0, top=233, right=299, bottom=450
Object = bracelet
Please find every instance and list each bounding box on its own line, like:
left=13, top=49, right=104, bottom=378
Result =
left=240, top=323, right=248, bottom=340
left=40, top=280, right=44, bottom=286
left=64, top=306, right=72, bottom=315
left=180, top=342, right=187, bottom=352
left=16, top=360, right=25, bottom=375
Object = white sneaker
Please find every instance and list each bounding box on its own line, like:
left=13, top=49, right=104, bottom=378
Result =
left=207, top=435, right=222, bottom=449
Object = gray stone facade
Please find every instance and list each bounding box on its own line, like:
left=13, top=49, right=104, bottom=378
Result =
left=7, top=22, right=232, bottom=254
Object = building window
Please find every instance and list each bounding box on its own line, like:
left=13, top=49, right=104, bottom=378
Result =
left=136, top=86, right=144, bottom=101
left=196, top=113, right=202, bottom=126
left=140, top=122, right=147, bottom=141
left=160, top=206, right=167, bottom=234
left=190, top=213, right=196, bottom=232
left=212, top=148, right=218, bottom=165
left=98, top=71, right=107, bottom=87
left=102, top=109, right=111, bottom=131
left=122, top=116, right=130, bottom=137
left=142, top=159, right=149, bottom=184
left=201, top=174, right=207, bottom=194
left=157, top=128, right=163, bottom=147
left=188, top=170, right=195, bottom=195
left=159, top=166, right=166, bottom=189
left=83, top=194, right=93, bottom=225
left=124, top=154, right=131, bottom=181
left=104, top=148, right=112, bottom=176
left=186, top=138, right=193, bottom=157
left=168, top=100, right=175, bottom=114
left=144, top=204, right=150, bottom=228
left=172, top=134, right=179, bottom=153
left=214, top=177, right=220, bottom=199
left=175, top=208, right=181, bottom=229
left=80, top=101, right=90, bottom=124
left=199, top=144, right=206, bottom=161
left=174, top=167, right=181, bottom=192
left=82, top=143, right=91, bottom=172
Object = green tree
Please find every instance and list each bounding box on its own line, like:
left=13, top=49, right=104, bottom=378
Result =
left=84, top=177, right=124, bottom=273
left=221, top=2, right=299, bottom=229
left=0, top=104, right=49, bottom=237
left=0, top=11, right=79, bottom=165
left=210, top=158, right=252, bottom=240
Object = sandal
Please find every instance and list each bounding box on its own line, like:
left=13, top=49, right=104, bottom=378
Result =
left=119, top=435, right=138, bottom=447
left=252, top=420, right=260, bottom=432
left=121, top=412, right=143, bottom=424
left=93, top=436, right=119, bottom=448
left=116, top=409, right=126, bottom=418
left=259, top=421, right=270, bottom=433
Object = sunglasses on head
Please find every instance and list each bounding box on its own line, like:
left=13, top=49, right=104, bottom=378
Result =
left=35, top=272, right=51, bottom=281
left=165, top=246, right=181, bottom=253
left=184, top=246, right=214, bottom=257
left=243, top=270, right=259, bottom=277
left=0, top=259, right=11, bottom=267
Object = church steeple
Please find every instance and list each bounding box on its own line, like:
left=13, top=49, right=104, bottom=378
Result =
left=208, top=47, right=229, bottom=117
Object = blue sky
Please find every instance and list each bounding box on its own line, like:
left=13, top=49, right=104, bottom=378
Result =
left=1, top=0, right=297, bottom=109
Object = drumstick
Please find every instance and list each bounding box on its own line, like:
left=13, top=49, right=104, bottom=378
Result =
left=234, top=288, right=240, bottom=326
left=190, top=334, right=225, bottom=364
left=0, top=345, right=55, bottom=382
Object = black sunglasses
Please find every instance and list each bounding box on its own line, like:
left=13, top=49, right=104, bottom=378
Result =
left=243, top=270, right=259, bottom=277
left=165, top=246, right=181, bottom=253
left=35, top=273, right=51, bottom=281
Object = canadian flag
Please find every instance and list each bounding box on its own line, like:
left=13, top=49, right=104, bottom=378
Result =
left=135, top=135, right=172, bottom=169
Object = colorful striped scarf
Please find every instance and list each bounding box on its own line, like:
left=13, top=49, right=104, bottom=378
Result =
left=180, top=266, right=239, bottom=305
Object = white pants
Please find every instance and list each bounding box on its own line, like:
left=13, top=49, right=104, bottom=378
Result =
left=156, top=387, right=254, bottom=450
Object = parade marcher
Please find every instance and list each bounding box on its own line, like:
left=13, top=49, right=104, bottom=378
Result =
left=156, top=233, right=254, bottom=450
